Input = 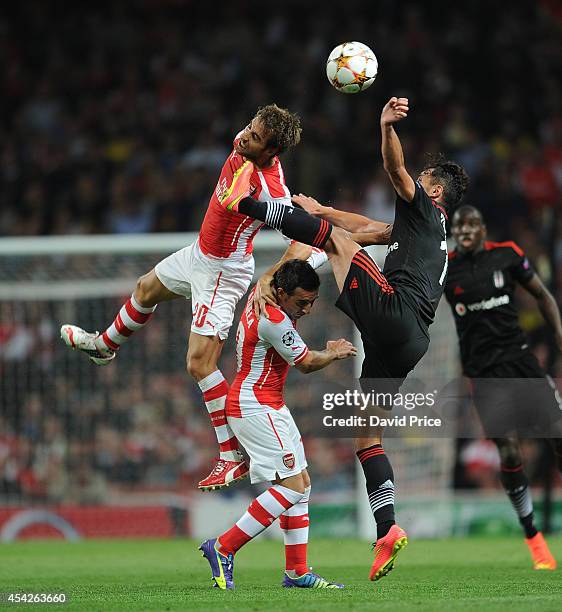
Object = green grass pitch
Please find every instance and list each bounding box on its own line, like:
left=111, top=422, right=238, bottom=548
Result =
left=1, top=537, right=562, bottom=611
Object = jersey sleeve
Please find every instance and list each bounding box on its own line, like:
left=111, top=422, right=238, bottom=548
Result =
left=258, top=311, right=309, bottom=366
left=396, top=181, right=435, bottom=216
left=256, top=161, right=292, bottom=206
left=508, top=244, right=534, bottom=284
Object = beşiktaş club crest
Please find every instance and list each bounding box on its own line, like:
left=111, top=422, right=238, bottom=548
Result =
left=455, top=302, right=467, bottom=316
left=493, top=270, right=505, bottom=289
left=282, top=330, right=295, bottom=346
left=283, top=453, right=296, bottom=469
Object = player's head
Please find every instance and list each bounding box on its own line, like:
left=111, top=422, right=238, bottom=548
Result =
left=451, top=205, right=486, bottom=253
left=272, top=259, right=320, bottom=320
left=235, top=104, right=302, bottom=166
left=417, top=154, right=470, bottom=207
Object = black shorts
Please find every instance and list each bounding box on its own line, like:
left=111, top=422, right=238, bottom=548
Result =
left=335, top=249, right=429, bottom=389
left=471, top=352, right=562, bottom=437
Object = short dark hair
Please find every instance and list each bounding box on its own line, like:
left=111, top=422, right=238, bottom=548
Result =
left=452, top=204, right=483, bottom=224
left=422, top=154, right=470, bottom=207
left=255, top=104, right=302, bottom=154
left=272, top=259, right=320, bottom=295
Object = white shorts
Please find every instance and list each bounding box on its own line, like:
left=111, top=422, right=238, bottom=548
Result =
left=154, top=240, right=254, bottom=340
left=228, top=407, right=307, bottom=484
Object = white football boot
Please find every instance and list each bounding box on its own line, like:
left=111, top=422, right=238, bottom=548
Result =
left=60, top=324, right=116, bottom=366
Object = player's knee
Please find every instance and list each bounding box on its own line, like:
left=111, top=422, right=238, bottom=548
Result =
left=355, top=435, right=383, bottom=451
left=494, top=439, right=521, bottom=468
left=186, top=352, right=212, bottom=380
left=280, top=473, right=305, bottom=494
left=135, top=273, right=157, bottom=307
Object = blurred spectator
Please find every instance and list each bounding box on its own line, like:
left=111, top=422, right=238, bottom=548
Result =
left=1, top=0, right=562, bottom=504
left=64, top=461, right=107, bottom=506
left=0, top=0, right=559, bottom=243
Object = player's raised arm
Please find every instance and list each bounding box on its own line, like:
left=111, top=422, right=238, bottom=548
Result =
left=380, top=97, right=416, bottom=203
left=295, top=338, right=357, bottom=374
left=521, top=274, right=562, bottom=352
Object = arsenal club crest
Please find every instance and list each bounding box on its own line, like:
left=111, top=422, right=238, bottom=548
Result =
left=283, top=453, right=295, bottom=469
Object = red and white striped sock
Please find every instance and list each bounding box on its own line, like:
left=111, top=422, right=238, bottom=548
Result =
left=280, top=485, right=310, bottom=576
left=218, top=484, right=305, bottom=555
left=96, top=293, right=157, bottom=352
left=198, top=370, right=241, bottom=462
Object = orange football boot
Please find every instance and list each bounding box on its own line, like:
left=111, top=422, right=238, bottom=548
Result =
left=525, top=532, right=557, bottom=570
left=369, top=524, right=408, bottom=581
left=219, top=160, right=254, bottom=212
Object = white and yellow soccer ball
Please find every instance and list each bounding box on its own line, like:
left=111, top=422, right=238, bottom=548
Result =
left=326, top=41, right=378, bottom=94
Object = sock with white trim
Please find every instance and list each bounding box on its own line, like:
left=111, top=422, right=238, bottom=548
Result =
left=218, top=484, right=305, bottom=555
left=280, top=485, right=310, bottom=576
left=356, top=444, right=395, bottom=540
left=499, top=464, right=537, bottom=538
left=96, top=293, right=157, bottom=352
left=198, top=370, right=242, bottom=462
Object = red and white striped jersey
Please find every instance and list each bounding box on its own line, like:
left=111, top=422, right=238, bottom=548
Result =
left=198, top=133, right=291, bottom=259
left=226, top=289, right=309, bottom=418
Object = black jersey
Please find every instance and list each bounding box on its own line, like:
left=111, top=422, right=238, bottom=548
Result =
left=444, top=241, right=535, bottom=376
left=383, top=182, right=449, bottom=327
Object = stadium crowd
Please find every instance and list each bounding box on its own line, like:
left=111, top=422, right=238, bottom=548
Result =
left=0, top=283, right=358, bottom=503
left=1, top=0, right=562, bottom=503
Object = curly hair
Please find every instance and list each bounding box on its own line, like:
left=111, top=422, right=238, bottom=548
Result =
left=422, top=154, right=470, bottom=207
left=255, top=104, right=302, bottom=154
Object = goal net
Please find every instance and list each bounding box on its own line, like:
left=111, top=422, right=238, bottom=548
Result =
left=0, top=233, right=458, bottom=541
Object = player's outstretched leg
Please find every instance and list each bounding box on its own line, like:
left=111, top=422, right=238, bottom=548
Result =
left=200, top=483, right=305, bottom=590
left=221, top=188, right=333, bottom=250
left=61, top=292, right=157, bottom=365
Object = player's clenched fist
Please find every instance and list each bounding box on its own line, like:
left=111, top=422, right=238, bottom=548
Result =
left=380, top=96, right=409, bottom=126
left=326, top=339, right=357, bottom=359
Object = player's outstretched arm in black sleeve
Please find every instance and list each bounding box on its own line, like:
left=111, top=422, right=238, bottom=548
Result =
left=521, top=274, right=562, bottom=353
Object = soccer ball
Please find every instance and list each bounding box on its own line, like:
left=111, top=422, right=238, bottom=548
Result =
left=326, top=42, right=378, bottom=94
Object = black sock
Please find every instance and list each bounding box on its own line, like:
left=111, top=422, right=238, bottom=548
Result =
left=238, top=197, right=332, bottom=249
left=356, top=444, right=395, bottom=540
left=499, top=465, right=537, bottom=538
